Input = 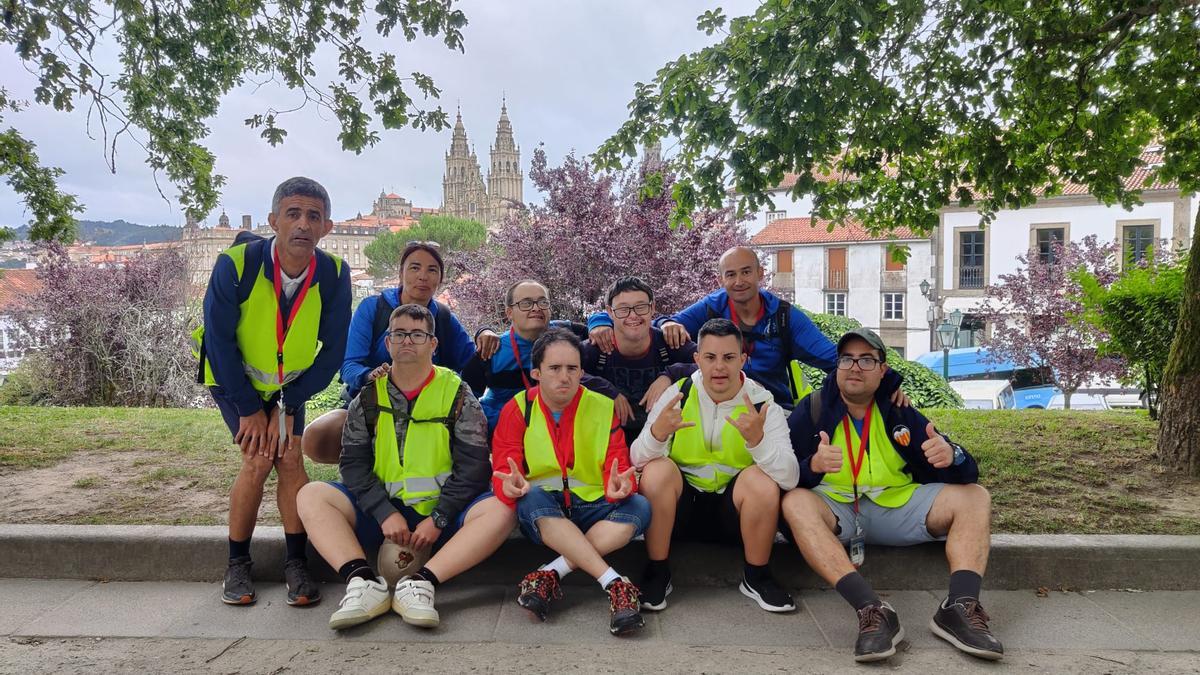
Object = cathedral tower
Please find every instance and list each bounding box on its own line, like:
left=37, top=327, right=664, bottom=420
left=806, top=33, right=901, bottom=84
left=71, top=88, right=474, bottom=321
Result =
left=441, top=108, right=489, bottom=223
left=487, top=99, right=523, bottom=224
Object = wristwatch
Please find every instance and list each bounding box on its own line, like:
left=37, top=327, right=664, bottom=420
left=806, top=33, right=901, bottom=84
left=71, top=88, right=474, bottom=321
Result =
left=431, top=509, right=450, bottom=530
left=951, top=444, right=966, bottom=466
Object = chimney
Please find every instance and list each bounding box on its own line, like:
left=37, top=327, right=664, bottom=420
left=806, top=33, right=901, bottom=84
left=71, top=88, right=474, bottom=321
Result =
left=242, top=215, right=252, bottom=230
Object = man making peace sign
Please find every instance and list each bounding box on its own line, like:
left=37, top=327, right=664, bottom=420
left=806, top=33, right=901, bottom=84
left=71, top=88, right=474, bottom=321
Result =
left=631, top=318, right=800, bottom=614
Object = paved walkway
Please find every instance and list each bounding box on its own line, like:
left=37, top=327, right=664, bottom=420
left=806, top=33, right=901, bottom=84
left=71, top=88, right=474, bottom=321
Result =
left=1, top=579, right=1197, bottom=673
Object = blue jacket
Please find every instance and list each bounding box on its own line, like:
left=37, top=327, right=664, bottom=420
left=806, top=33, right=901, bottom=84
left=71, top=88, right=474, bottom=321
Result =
left=202, top=233, right=351, bottom=416
left=340, top=287, right=477, bottom=398
left=589, top=288, right=838, bottom=408
left=789, top=369, right=979, bottom=489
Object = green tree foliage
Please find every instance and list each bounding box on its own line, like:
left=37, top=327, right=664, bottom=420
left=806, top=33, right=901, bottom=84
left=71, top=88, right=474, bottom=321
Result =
left=799, top=310, right=962, bottom=409
left=363, top=214, right=487, bottom=278
left=597, top=0, right=1198, bottom=472
left=1, top=0, right=468, bottom=242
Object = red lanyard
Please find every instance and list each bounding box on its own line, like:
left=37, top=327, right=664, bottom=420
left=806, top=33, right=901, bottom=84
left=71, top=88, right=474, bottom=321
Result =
left=840, top=402, right=874, bottom=514
left=726, top=295, right=766, bottom=356
left=509, top=330, right=534, bottom=391
left=535, top=391, right=574, bottom=511
left=272, top=247, right=317, bottom=388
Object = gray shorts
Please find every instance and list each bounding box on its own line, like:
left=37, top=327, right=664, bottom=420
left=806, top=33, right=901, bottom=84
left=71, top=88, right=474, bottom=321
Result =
left=818, top=483, right=946, bottom=547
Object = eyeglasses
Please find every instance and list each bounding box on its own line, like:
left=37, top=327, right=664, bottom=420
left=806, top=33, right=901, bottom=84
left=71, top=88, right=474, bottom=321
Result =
left=837, top=355, right=880, bottom=371
left=509, top=298, right=551, bottom=311
left=610, top=303, right=653, bottom=319
left=387, top=330, right=434, bottom=345
left=407, top=240, right=441, bottom=250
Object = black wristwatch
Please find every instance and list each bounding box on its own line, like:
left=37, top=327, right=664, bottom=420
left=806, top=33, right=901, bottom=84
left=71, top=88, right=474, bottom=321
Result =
left=431, top=509, right=449, bottom=529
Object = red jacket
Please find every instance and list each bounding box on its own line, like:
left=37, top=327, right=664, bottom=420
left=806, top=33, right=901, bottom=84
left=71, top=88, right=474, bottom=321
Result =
left=491, top=385, right=637, bottom=508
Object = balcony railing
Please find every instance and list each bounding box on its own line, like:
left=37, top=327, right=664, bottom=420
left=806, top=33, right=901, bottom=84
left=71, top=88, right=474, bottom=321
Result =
left=826, top=269, right=847, bottom=290
left=959, top=265, right=984, bottom=289
left=770, top=272, right=794, bottom=293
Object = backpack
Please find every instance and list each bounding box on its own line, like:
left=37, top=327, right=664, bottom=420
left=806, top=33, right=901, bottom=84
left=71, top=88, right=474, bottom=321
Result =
left=706, top=300, right=805, bottom=401
left=357, top=376, right=466, bottom=438
left=595, top=329, right=672, bottom=371
left=677, top=376, right=766, bottom=413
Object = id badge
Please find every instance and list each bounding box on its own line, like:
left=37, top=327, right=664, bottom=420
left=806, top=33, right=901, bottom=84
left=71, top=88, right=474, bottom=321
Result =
left=849, top=515, right=866, bottom=568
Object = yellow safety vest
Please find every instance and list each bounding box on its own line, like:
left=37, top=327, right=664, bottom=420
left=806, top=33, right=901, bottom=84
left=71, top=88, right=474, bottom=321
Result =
left=668, top=378, right=756, bottom=493
left=371, top=367, right=461, bottom=516
left=519, top=388, right=614, bottom=503
left=190, top=241, right=342, bottom=398
left=815, top=404, right=917, bottom=507
left=787, top=360, right=813, bottom=405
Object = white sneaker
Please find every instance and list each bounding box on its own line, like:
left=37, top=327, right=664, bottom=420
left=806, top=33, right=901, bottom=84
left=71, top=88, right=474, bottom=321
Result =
left=392, top=576, right=440, bottom=627
left=328, top=576, right=390, bottom=630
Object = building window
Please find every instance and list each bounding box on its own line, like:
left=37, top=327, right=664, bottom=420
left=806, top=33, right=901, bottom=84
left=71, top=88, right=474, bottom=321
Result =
left=956, top=314, right=985, bottom=348
left=826, top=247, right=847, bottom=290
left=959, top=231, right=985, bottom=289
left=884, top=250, right=905, bottom=271
left=891, top=346, right=905, bottom=359
left=883, top=293, right=905, bottom=321
left=1122, top=223, right=1155, bottom=265
left=469, top=203, right=477, bottom=214
left=825, top=292, right=846, bottom=316
left=766, top=210, right=787, bottom=223
left=1035, top=227, right=1065, bottom=264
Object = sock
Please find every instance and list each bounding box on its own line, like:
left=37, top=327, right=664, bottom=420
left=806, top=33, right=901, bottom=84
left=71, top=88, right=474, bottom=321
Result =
left=743, top=562, right=770, bottom=583
left=948, top=570, right=983, bottom=603
left=229, top=537, right=251, bottom=561
left=597, top=567, right=621, bottom=590
left=338, top=559, right=376, bottom=583
left=835, top=571, right=881, bottom=610
left=284, top=532, right=308, bottom=562
left=647, top=558, right=670, bottom=576
left=412, top=566, right=441, bottom=588
left=540, top=556, right=573, bottom=580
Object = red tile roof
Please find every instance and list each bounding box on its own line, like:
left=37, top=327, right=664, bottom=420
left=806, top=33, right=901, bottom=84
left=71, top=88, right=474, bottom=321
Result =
left=750, top=218, right=922, bottom=247
left=0, top=269, right=42, bottom=312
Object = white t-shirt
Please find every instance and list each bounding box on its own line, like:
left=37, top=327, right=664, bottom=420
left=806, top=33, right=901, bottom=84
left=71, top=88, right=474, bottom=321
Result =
left=270, top=239, right=304, bottom=301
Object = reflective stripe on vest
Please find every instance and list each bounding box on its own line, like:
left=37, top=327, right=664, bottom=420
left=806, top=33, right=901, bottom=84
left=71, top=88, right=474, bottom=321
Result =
left=371, top=367, right=461, bottom=516
left=668, top=378, right=755, bottom=493
left=519, top=389, right=614, bottom=503
left=815, top=404, right=918, bottom=508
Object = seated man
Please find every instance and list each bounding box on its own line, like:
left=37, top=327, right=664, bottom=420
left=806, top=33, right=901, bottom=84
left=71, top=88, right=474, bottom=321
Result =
left=491, top=328, right=651, bottom=636
left=631, top=318, right=798, bottom=612
left=783, top=328, right=1002, bottom=662
left=297, top=303, right=514, bottom=631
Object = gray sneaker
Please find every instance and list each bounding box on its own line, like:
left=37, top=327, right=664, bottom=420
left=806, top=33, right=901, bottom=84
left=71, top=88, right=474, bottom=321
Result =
left=222, top=556, right=256, bottom=605
left=284, top=558, right=321, bottom=607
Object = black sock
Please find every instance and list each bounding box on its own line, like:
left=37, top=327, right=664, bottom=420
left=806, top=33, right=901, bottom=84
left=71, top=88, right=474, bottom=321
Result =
left=338, top=559, right=376, bottom=583
left=835, top=571, right=881, bottom=610
left=744, top=562, right=771, bottom=583
left=647, top=559, right=670, bottom=575
left=948, top=570, right=983, bottom=603
left=284, top=532, right=308, bottom=562
left=412, top=566, right=441, bottom=588
left=229, top=537, right=251, bottom=561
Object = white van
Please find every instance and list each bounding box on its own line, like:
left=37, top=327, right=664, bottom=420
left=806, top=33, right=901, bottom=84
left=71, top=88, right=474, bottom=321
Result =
left=949, top=380, right=1016, bottom=410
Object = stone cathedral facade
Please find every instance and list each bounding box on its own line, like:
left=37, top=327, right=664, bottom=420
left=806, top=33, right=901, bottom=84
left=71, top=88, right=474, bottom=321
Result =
left=441, top=101, right=523, bottom=229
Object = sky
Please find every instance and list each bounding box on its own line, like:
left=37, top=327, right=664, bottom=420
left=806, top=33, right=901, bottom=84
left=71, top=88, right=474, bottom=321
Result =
left=0, top=0, right=759, bottom=228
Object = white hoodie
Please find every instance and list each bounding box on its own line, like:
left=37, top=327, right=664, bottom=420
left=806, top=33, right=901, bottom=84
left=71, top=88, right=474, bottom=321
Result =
left=631, top=371, right=799, bottom=490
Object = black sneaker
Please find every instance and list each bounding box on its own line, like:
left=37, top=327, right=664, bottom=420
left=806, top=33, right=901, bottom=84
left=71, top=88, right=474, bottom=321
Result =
left=221, top=556, right=256, bottom=605
left=930, top=597, right=1004, bottom=660
left=739, top=572, right=796, bottom=612
left=639, top=563, right=672, bottom=611
left=606, top=577, right=646, bottom=636
left=283, top=558, right=322, bottom=607
left=517, top=570, right=562, bottom=622
left=854, top=601, right=904, bottom=662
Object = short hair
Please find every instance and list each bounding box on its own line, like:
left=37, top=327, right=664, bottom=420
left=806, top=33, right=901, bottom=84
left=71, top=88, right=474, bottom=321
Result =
left=697, top=318, right=744, bottom=349
left=505, top=279, right=548, bottom=306
left=271, top=177, right=332, bottom=220
left=400, top=243, right=445, bottom=278
left=389, top=303, right=435, bottom=334
left=531, top=327, right=582, bottom=369
left=606, top=276, right=654, bottom=307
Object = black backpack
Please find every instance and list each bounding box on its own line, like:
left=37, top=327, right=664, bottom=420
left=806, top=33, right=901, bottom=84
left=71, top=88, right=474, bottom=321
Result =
left=706, top=301, right=805, bottom=402
left=595, top=329, right=673, bottom=371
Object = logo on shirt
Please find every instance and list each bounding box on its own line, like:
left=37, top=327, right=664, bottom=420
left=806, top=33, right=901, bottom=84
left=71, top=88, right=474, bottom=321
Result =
left=892, top=425, right=911, bottom=446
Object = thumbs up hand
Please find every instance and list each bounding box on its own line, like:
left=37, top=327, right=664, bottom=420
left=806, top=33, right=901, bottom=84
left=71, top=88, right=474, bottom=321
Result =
left=921, top=422, right=954, bottom=468
left=493, top=457, right=531, bottom=499
left=606, top=461, right=636, bottom=501
left=810, top=431, right=843, bottom=474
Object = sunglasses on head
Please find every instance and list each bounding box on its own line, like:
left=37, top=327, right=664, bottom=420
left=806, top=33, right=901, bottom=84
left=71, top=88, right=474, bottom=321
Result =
left=407, top=240, right=441, bottom=250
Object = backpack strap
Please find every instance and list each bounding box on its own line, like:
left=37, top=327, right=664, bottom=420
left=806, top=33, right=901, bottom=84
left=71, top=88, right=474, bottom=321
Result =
left=432, top=300, right=454, bottom=351
left=521, top=392, right=535, bottom=429
left=652, top=330, right=672, bottom=368
left=363, top=377, right=466, bottom=438
left=236, top=238, right=267, bottom=305
left=679, top=377, right=694, bottom=408
left=776, top=304, right=794, bottom=363
left=808, top=388, right=822, bottom=428
left=360, top=379, right=381, bottom=437
left=596, top=350, right=608, bottom=370
left=371, top=292, right=398, bottom=348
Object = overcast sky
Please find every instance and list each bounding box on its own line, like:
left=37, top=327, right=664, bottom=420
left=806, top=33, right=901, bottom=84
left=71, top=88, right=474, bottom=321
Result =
left=0, top=0, right=759, bottom=228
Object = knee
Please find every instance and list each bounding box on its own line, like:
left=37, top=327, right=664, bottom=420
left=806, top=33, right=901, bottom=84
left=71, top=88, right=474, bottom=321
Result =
left=781, top=489, right=823, bottom=527
left=296, top=482, right=324, bottom=519
left=638, top=457, right=681, bottom=496
left=964, top=483, right=991, bottom=513
left=241, top=454, right=275, bottom=483
left=738, top=466, right=781, bottom=504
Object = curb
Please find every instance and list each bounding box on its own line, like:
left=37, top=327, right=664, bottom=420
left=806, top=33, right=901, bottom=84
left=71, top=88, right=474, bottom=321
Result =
left=2, top=525, right=1198, bottom=590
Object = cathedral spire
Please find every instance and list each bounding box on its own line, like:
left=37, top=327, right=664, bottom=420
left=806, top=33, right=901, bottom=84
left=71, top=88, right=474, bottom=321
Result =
left=449, top=108, right=470, bottom=158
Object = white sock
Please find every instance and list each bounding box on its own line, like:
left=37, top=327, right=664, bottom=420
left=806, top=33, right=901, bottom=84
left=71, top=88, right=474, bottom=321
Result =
left=597, top=567, right=621, bottom=590
left=540, top=556, right=572, bottom=580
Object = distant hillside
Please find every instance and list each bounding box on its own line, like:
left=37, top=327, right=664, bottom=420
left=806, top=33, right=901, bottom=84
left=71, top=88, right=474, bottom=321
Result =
left=14, top=220, right=182, bottom=246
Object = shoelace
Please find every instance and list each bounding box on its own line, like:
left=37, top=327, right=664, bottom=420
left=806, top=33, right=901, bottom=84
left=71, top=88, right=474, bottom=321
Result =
left=961, top=600, right=992, bottom=632
left=608, top=581, right=640, bottom=612
left=522, top=571, right=562, bottom=600
left=858, top=605, right=885, bottom=632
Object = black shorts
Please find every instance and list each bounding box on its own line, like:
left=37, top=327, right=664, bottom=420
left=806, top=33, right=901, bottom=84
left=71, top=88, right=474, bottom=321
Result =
left=673, top=470, right=745, bottom=546
left=210, top=386, right=306, bottom=441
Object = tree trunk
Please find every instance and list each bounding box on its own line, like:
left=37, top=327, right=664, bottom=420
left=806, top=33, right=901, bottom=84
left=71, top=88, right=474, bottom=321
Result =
left=1157, top=209, right=1200, bottom=477
left=1063, top=389, right=1073, bottom=410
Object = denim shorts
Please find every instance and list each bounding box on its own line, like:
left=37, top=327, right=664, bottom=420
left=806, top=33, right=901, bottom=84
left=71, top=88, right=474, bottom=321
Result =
left=516, top=489, right=651, bottom=546
left=327, top=481, right=491, bottom=553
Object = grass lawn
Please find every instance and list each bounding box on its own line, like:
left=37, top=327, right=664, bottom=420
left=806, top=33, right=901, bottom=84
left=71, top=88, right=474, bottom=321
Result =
left=1, top=405, right=1196, bottom=534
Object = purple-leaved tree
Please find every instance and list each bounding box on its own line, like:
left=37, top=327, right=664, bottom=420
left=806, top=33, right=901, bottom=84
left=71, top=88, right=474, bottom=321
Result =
left=976, top=235, right=1126, bottom=409
left=448, top=149, right=750, bottom=328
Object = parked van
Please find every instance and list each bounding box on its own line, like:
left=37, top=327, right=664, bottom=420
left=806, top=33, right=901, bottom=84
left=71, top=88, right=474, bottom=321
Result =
left=915, top=347, right=1055, bottom=409
left=949, top=380, right=1016, bottom=410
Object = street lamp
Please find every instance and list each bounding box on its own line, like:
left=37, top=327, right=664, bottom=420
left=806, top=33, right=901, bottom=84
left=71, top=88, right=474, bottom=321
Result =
left=936, top=319, right=959, bottom=380
left=950, top=308, right=964, bottom=328
left=919, top=278, right=931, bottom=298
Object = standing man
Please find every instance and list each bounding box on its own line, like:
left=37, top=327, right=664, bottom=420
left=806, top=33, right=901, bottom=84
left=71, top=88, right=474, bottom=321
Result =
left=491, top=329, right=651, bottom=636
left=297, top=304, right=513, bottom=630
left=193, top=177, right=351, bottom=607
left=631, top=318, right=799, bottom=612
left=581, top=277, right=697, bottom=445
left=783, top=328, right=1002, bottom=662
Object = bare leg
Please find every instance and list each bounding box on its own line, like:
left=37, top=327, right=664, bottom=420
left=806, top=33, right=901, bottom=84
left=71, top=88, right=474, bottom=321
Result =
left=536, top=517, right=614, bottom=580
left=301, top=409, right=347, bottom=465
left=925, top=484, right=992, bottom=574
left=296, top=482, right=364, bottom=569
left=638, top=457, right=683, bottom=560
left=732, top=465, right=781, bottom=566
left=425, top=497, right=515, bottom=583
left=781, top=488, right=854, bottom=585
left=554, top=520, right=638, bottom=573
left=229, top=452, right=275, bottom=542
left=275, top=438, right=310, bottom=534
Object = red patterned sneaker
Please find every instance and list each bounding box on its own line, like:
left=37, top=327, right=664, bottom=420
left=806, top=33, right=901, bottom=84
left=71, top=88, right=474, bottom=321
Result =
left=606, top=577, right=645, bottom=636
left=517, top=569, right=563, bottom=622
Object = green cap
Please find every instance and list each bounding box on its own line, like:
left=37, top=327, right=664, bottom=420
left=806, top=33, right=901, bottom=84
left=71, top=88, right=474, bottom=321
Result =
left=836, top=328, right=888, bottom=361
